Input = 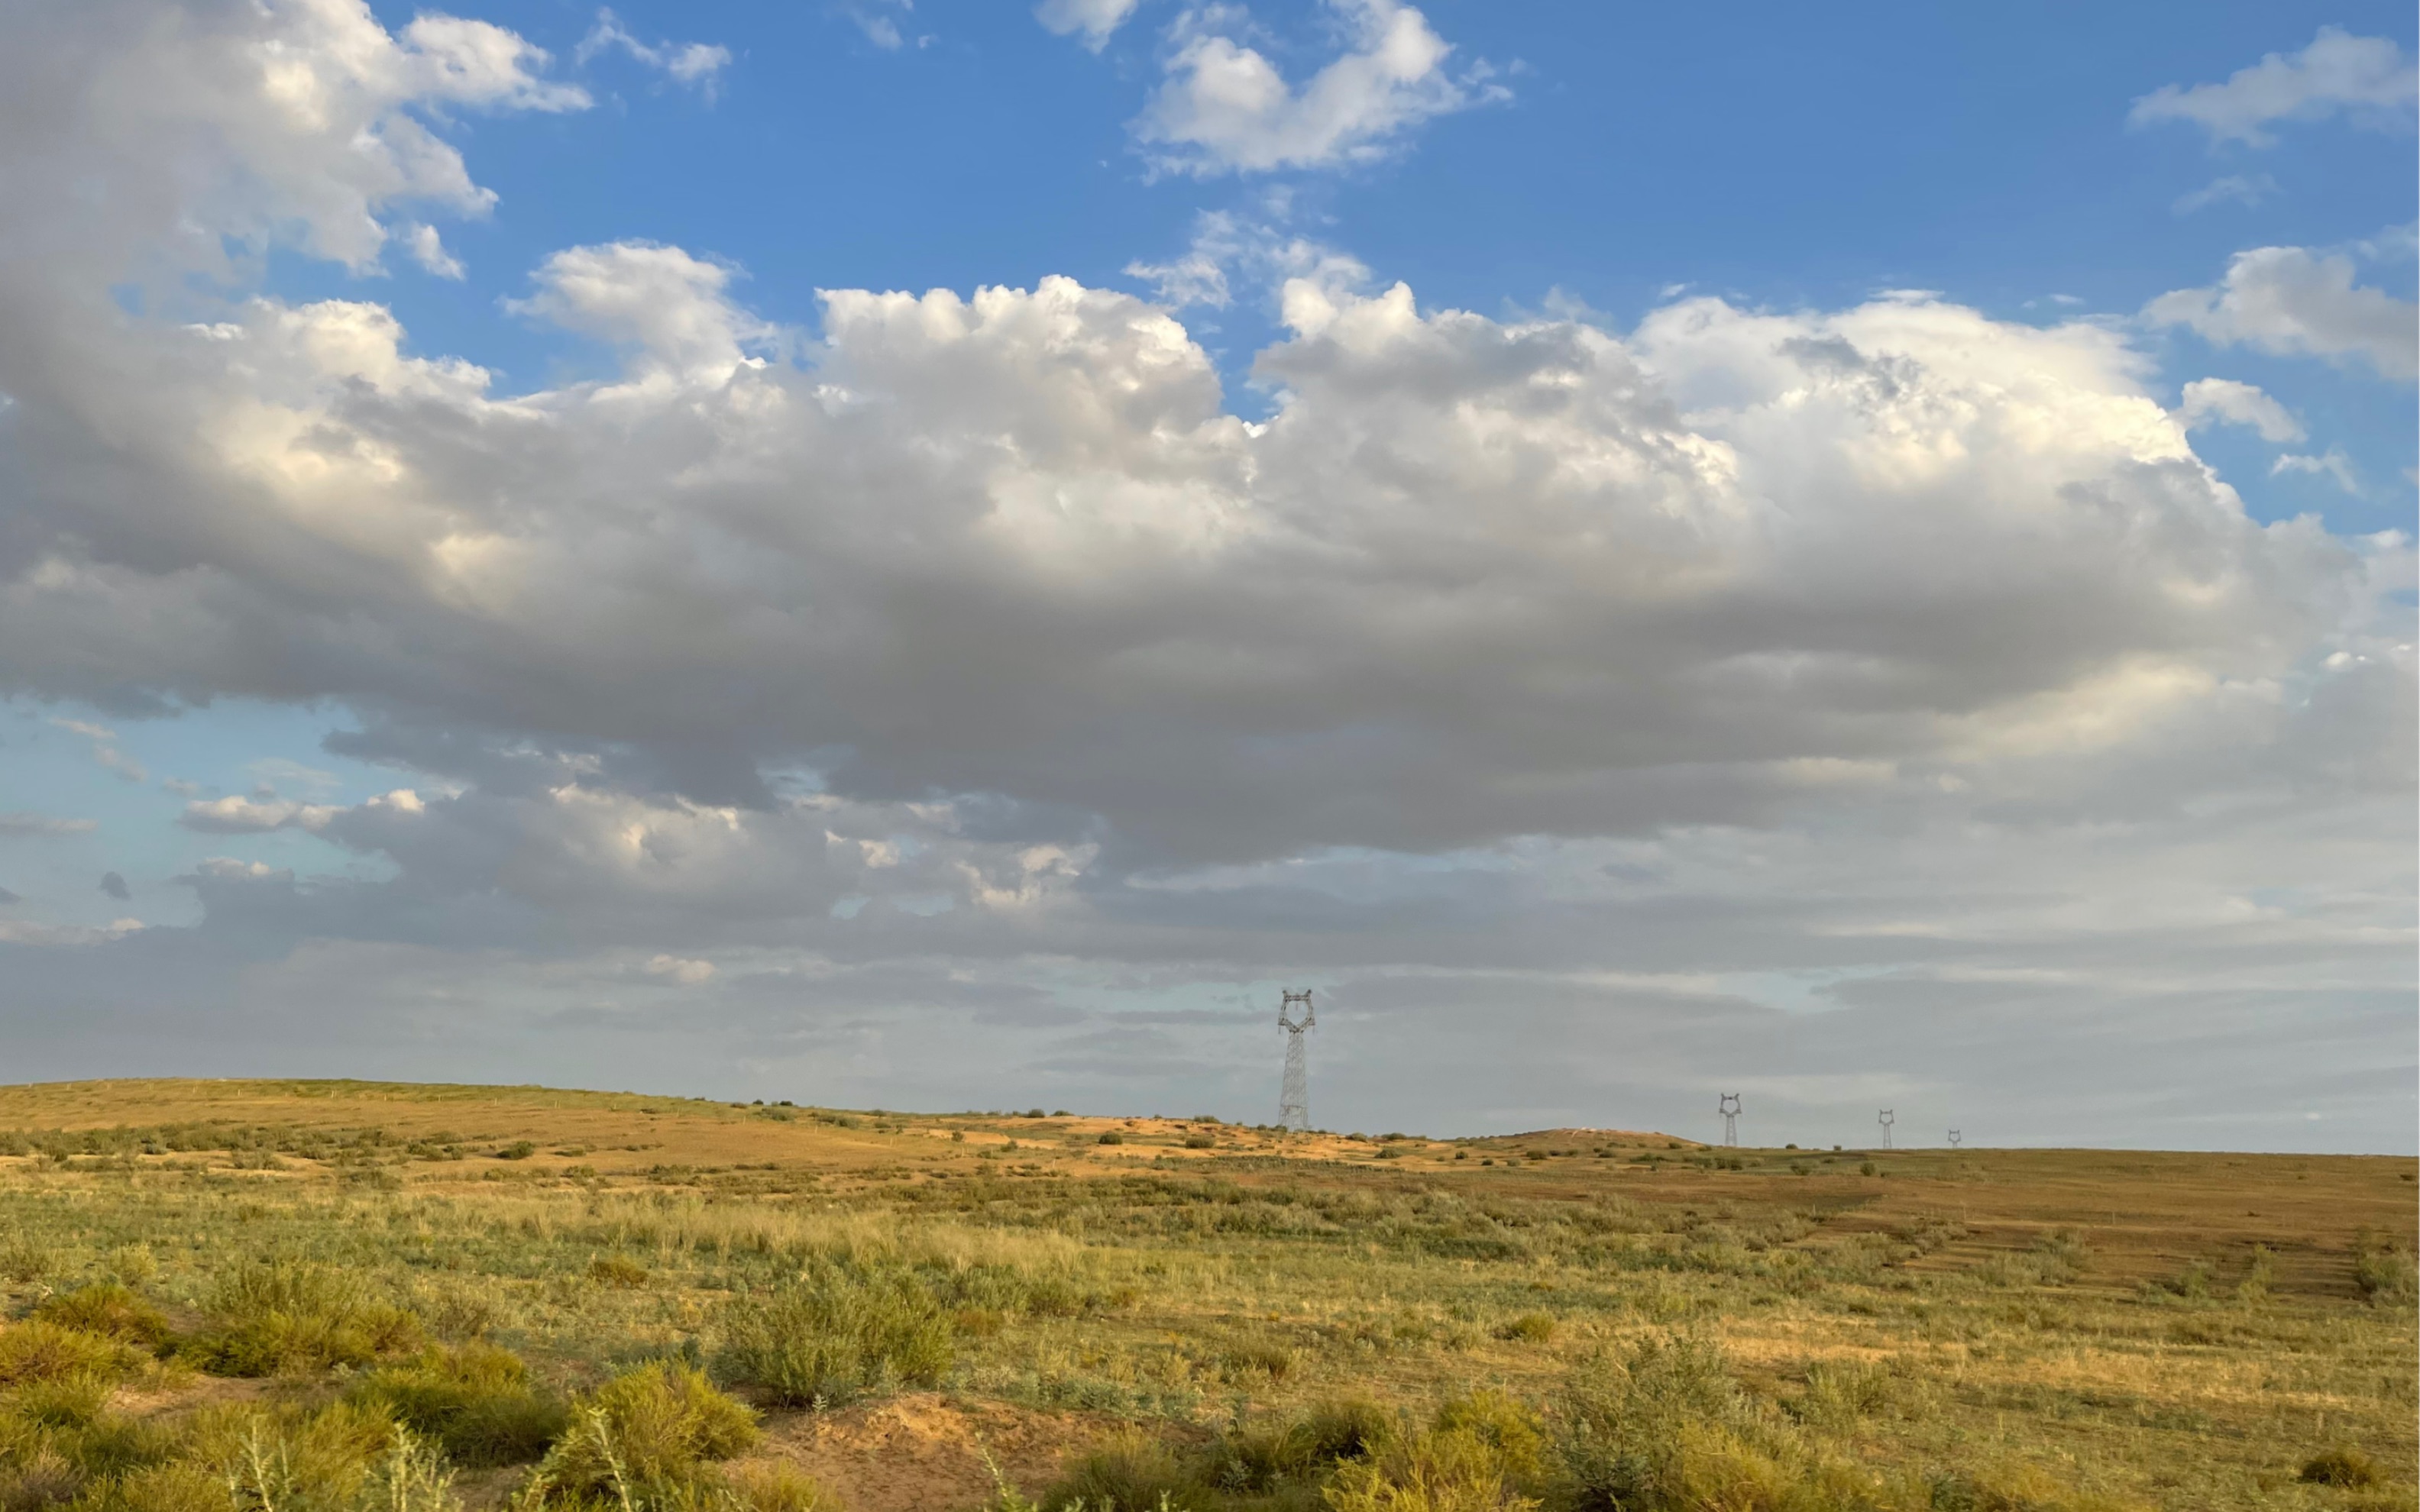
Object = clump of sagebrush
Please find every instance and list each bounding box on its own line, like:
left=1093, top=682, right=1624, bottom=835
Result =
left=1552, top=1332, right=1776, bottom=1509
left=0, top=1321, right=145, bottom=1388
left=2299, top=1446, right=2380, bottom=1488
left=1200, top=1397, right=1390, bottom=1494
left=715, top=1263, right=950, bottom=1408
left=1040, top=1428, right=1210, bottom=1512
left=33, top=1284, right=173, bottom=1350
left=183, top=1262, right=424, bottom=1377
left=2353, top=1229, right=2418, bottom=1305
left=520, top=1360, right=759, bottom=1505
left=347, top=1342, right=568, bottom=1466
left=193, top=1398, right=402, bottom=1512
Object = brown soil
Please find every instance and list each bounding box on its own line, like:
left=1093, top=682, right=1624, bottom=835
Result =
left=746, top=1393, right=1121, bottom=1512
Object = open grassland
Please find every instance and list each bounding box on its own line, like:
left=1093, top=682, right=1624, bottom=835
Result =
left=0, top=1079, right=2409, bottom=1512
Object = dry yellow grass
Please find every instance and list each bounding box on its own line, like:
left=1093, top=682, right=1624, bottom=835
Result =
left=0, top=1077, right=2409, bottom=1512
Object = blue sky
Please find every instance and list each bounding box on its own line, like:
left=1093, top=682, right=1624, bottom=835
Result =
left=298, top=0, right=2418, bottom=522
left=1, top=0, right=2412, bottom=1150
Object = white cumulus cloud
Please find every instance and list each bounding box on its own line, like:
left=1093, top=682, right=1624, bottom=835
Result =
left=2176, top=377, right=2305, bottom=443
left=1134, top=0, right=1503, bottom=176
left=2147, top=244, right=2419, bottom=381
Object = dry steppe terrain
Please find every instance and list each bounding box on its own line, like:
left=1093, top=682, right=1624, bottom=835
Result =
left=0, top=1079, right=2409, bottom=1512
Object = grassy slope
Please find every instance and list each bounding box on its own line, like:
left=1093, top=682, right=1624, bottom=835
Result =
left=0, top=1077, right=2411, bottom=1512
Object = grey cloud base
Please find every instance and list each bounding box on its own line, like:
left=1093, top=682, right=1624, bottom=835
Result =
left=0, top=0, right=2410, bottom=1152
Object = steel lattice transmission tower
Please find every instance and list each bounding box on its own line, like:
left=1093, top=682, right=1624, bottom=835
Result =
left=1877, top=1109, right=1894, bottom=1150
left=1717, top=1094, right=1742, bottom=1149
left=1277, top=990, right=1315, bottom=1132
left=1946, top=1129, right=1961, bottom=1149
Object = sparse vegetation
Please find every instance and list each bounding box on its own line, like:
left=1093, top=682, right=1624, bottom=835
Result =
left=716, top=1263, right=953, bottom=1407
left=0, top=1078, right=2403, bottom=1512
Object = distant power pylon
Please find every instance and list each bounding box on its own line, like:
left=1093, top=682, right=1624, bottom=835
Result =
left=1717, top=1093, right=1742, bottom=1148
left=1278, top=990, right=1315, bottom=1132
left=1946, top=1129, right=1961, bottom=1149
left=1877, top=1109, right=1894, bottom=1150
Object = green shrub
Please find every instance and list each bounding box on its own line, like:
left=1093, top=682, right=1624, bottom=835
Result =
left=1299, top=1399, right=1391, bottom=1465
left=183, top=1264, right=423, bottom=1378
left=529, top=1361, right=759, bottom=1502
left=192, top=1400, right=400, bottom=1512
left=1554, top=1333, right=1756, bottom=1510
left=1040, top=1429, right=1210, bottom=1512
left=33, top=1288, right=171, bottom=1351
left=2301, top=1447, right=2380, bottom=1488
left=346, top=1344, right=566, bottom=1466
left=1182, top=1135, right=1216, bottom=1150
left=1429, top=1391, right=1548, bottom=1494
left=2353, top=1231, right=2417, bottom=1305
left=1493, top=1314, right=1555, bottom=1344
left=716, top=1266, right=950, bottom=1408
left=496, top=1143, right=538, bottom=1161
left=1096, top=1133, right=1124, bottom=1146
left=721, top=1462, right=840, bottom=1512
left=587, top=1256, right=652, bottom=1289
left=11, top=1372, right=114, bottom=1432
left=86, top=1462, right=226, bottom=1512
left=1217, top=1342, right=1295, bottom=1382
left=0, top=1240, right=53, bottom=1285
left=1201, top=1397, right=1389, bottom=1495
left=1791, top=1360, right=1894, bottom=1426
left=1325, top=1420, right=1538, bottom=1512
left=0, top=1324, right=141, bottom=1388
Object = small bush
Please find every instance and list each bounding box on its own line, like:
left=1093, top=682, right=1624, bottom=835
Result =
left=1096, top=1132, right=1124, bottom=1146
left=1430, top=1390, right=1548, bottom=1493
left=33, top=1286, right=172, bottom=1350
left=2354, top=1231, right=2418, bottom=1305
left=347, top=1343, right=566, bottom=1466
left=11, top=1370, right=114, bottom=1431
left=1555, top=1333, right=1755, bottom=1510
left=184, top=1263, right=423, bottom=1377
left=1325, top=1420, right=1539, bottom=1512
left=1183, top=1134, right=1216, bottom=1150
left=2302, top=1447, right=2380, bottom=1488
left=1493, top=1314, right=1555, bottom=1344
left=192, top=1400, right=400, bottom=1512
left=716, top=1265, right=951, bottom=1408
left=1792, top=1360, right=1894, bottom=1426
left=1300, top=1399, right=1391, bottom=1464
left=589, top=1255, right=652, bottom=1289
left=0, top=1240, right=53, bottom=1285
left=0, top=1323, right=141, bottom=1388
left=723, top=1462, right=840, bottom=1512
left=1041, top=1429, right=1211, bottom=1512
left=495, top=1142, right=538, bottom=1161
left=529, top=1361, right=759, bottom=1502
left=1218, top=1342, right=1295, bottom=1382
left=96, top=1462, right=226, bottom=1512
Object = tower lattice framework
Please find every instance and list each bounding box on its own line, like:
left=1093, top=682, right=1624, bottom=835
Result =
left=1278, top=990, right=1315, bottom=1132
left=1718, top=1093, right=1742, bottom=1149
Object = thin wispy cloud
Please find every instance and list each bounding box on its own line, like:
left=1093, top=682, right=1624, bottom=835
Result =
left=2131, top=27, right=2417, bottom=146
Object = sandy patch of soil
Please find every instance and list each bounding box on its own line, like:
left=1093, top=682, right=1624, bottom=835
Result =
left=746, top=1392, right=1121, bottom=1512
